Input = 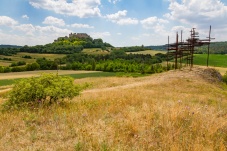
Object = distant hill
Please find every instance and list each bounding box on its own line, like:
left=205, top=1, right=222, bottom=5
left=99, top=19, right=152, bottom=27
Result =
left=0, top=45, right=22, bottom=48
left=145, top=45, right=166, bottom=50
left=19, top=33, right=113, bottom=54
left=196, top=41, right=227, bottom=54
left=147, top=41, right=227, bottom=54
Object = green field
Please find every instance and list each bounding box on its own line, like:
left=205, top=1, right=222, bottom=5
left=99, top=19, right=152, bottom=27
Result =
left=82, top=48, right=110, bottom=55
left=193, top=54, right=227, bottom=67
left=0, top=52, right=66, bottom=67
left=0, top=50, right=111, bottom=67
left=0, top=72, right=117, bottom=86
left=0, top=79, right=17, bottom=86
left=126, top=50, right=166, bottom=55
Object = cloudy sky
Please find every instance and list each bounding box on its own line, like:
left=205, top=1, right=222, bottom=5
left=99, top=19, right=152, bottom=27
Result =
left=0, top=0, right=227, bottom=47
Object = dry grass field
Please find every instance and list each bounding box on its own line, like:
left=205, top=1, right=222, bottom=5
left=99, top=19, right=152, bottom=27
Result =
left=0, top=67, right=226, bottom=150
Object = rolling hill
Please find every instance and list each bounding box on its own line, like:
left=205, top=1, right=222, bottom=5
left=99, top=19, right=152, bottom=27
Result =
left=0, top=67, right=226, bottom=150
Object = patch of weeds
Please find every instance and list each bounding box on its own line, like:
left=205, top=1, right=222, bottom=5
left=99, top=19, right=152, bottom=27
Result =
left=77, top=82, right=93, bottom=91
left=222, top=71, right=227, bottom=84
left=23, top=112, right=40, bottom=127
left=101, top=142, right=109, bottom=151
left=74, top=142, right=84, bottom=151
left=116, top=72, right=149, bottom=78
left=207, top=99, right=218, bottom=106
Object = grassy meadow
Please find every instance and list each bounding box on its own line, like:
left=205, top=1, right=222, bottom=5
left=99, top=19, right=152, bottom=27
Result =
left=193, top=54, right=227, bottom=67
left=82, top=48, right=110, bottom=55
left=0, top=70, right=118, bottom=87
left=0, top=52, right=66, bottom=67
left=0, top=48, right=110, bottom=67
left=0, top=67, right=226, bottom=150
left=126, top=50, right=166, bottom=55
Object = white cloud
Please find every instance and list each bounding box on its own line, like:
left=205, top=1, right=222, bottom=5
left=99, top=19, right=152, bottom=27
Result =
left=29, top=0, right=101, bottom=18
left=142, top=33, right=150, bottom=37
left=36, top=25, right=71, bottom=36
left=10, top=23, right=72, bottom=45
left=90, top=32, right=111, bottom=39
left=117, top=18, right=139, bottom=25
left=117, top=32, right=122, bottom=35
left=0, top=16, right=18, bottom=26
left=13, top=24, right=36, bottom=36
left=0, top=24, right=72, bottom=46
left=108, top=0, right=121, bottom=4
left=165, top=0, right=227, bottom=28
left=105, top=10, right=139, bottom=25
left=42, top=16, right=65, bottom=26
left=140, top=16, right=169, bottom=30
left=106, top=10, right=127, bottom=20
left=71, top=23, right=94, bottom=29
left=171, top=26, right=190, bottom=32
left=22, top=15, right=29, bottom=20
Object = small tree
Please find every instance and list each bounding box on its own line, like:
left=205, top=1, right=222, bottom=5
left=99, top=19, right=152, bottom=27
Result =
left=3, top=73, right=80, bottom=110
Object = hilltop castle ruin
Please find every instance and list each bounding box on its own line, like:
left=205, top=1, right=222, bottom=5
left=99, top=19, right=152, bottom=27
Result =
left=55, top=33, right=91, bottom=41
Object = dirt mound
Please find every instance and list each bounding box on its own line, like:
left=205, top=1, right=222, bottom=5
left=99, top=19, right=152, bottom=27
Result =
left=195, top=68, right=223, bottom=83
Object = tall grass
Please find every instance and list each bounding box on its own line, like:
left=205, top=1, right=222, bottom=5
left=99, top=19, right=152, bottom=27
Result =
left=0, top=68, right=226, bottom=150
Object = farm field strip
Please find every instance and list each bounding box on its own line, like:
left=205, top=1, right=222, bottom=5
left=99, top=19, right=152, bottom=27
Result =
left=126, top=50, right=166, bottom=55
left=0, top=71, right=118, bottom=87
left=0, top=70, right=100, bottom=80
left=0, top=53, right=66, bottom=66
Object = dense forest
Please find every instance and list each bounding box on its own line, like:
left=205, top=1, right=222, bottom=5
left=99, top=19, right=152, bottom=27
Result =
left=117, top=45, right=149, bottom=52
left=0, top=48, right=20, bottom=56
left=0, top=45, right=22, bottom=48
left=0, top=49, right=171, bottom=74
left=195, top=41, right=227, bottom=54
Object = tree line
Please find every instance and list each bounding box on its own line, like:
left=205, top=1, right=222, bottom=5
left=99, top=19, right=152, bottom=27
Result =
left=195, top=41, right=227, bottom=54
left=0, top=50, right=173, bottom=74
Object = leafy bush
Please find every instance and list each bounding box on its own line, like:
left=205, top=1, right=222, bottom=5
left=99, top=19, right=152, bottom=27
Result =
left=22, top=55, right=32, bottom=59
left=222, top=71, right=227, bottom=84
left=3, top=73, right=80, bottom=110
left=10, top=61, right=26, bottom=67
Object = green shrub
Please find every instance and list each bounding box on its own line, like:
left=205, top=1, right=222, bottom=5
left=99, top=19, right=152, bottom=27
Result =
left=3, top=73, right=80, bottom=110
left=223, top=71, right=227, bottom=84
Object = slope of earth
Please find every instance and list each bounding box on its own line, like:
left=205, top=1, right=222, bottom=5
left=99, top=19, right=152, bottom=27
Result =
left=0, top=67, right=226, bottom=150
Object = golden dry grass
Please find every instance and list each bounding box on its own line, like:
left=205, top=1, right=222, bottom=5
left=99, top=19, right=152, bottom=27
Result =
left=0, top=67, right=226, bottom=150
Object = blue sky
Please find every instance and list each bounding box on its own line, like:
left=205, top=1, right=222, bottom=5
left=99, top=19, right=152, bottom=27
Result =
left=0, top=0, right=227, bottom=46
